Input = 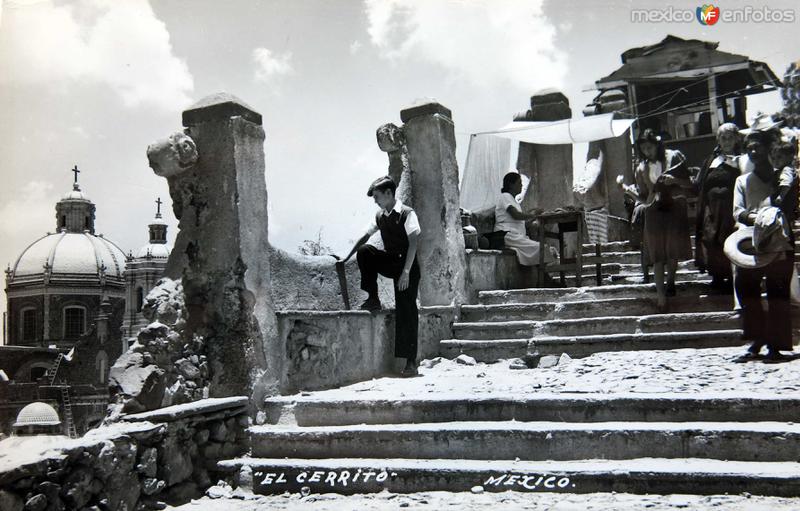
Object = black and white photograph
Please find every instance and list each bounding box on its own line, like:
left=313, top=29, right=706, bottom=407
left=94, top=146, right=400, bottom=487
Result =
left=1, top=0, right=799, bottom=509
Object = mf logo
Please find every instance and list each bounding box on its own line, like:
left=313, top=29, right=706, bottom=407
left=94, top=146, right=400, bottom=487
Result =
left=697, top=4, right=721, bottom=25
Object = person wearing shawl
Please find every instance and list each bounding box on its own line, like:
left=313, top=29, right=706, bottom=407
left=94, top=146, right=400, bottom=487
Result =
left=694, top=123, right=742, bottom=290
left=632, top=129, right=694, bottom=310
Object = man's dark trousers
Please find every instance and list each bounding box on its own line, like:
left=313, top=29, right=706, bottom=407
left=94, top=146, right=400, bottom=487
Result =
left=735, top=255, right=793, bottom=352
left=357, top=244, right=420, bottom=360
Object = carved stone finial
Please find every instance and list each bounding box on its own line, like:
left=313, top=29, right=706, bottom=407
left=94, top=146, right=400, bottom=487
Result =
left=375, top=123, right=412, bottom=202
left=376, top=123, right=405, bottom=153
left=146, top=132, right=198, bottom=178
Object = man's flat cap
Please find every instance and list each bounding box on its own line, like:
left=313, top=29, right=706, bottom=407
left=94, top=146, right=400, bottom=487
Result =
left=367, top=175, right=396, bottom=196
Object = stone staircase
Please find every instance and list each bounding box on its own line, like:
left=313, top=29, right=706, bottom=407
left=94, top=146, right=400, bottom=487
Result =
left=444, top=281, right=740, bottom=361
left=215, top=230, right=800, bottom=498
left=218, top=393, right=800, bottom=496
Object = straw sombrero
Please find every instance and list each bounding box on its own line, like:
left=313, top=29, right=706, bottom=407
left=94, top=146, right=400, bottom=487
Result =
left=723, top=226, right=781, bottom=269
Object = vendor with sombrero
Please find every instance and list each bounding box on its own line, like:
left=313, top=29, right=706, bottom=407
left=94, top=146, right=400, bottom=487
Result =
left=728, top=114, right=798, bottom=363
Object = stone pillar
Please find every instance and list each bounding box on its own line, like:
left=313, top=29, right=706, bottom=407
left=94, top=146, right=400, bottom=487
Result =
left=516, top=91, right=574, bottom=212
left=400, top=102, right=467, bottom=306
left=148, top=93, right=279, bottom=405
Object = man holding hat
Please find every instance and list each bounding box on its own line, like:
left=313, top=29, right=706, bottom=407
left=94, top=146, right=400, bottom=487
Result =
left=728, top=116, right=798, bottom=363
left=341, top=176, right=422, bottom=376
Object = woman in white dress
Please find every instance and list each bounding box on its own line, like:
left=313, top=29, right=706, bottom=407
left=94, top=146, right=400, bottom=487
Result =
left=494, top=172, right=555, bottom=266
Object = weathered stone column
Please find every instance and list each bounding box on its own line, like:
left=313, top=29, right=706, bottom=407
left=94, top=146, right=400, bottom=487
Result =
left=516, top=91, right=574, bottom=212
left=400, top=102, right=467, bottom=306
left=150, top=93, right=279, bottom=405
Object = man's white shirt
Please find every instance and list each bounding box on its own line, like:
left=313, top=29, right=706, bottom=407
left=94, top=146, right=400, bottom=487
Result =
left=365, top=200, right=421, bottom=238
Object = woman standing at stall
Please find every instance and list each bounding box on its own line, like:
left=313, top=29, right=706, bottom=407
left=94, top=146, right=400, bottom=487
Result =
left=694, top=123, right=742, bottom=290
left=634, top=129, right=694, bottom=309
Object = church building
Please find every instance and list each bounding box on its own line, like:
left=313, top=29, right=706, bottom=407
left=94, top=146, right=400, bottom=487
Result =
left=0, top=166, right=169, bottom=436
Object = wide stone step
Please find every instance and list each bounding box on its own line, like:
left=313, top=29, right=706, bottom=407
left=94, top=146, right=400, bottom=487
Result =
left=546, top=261, right=699, bottom=284
left=582, top=241, right=635, bottom=253
left=460, top=297, right=733, bottom=323
left=248, top=421, right=800, bottom=462
left=478, top=281, right=722, bottom=305
left=615, top=260, right=696, bottom=272
left=217, top=457, right=800, bottom=496
left=452, top=312, right=740, bottom=340
left=440, top=329, right=743, bottom=361
left=580, top=251, right=641, bottom=265
left=605, top=270, right=709, bottom=285
left=261, top=394, right=800, bottom=427
left=564, top=270, right=709, bottom=287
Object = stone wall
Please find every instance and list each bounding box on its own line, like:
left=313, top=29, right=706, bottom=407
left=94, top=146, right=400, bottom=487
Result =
left=276, top=307, right=454, bottom=393
left=268, top=248, right=395, bottom=311
left=0, top=397, right=248, bottom=511
left=465, top=250, right=540, bottom=302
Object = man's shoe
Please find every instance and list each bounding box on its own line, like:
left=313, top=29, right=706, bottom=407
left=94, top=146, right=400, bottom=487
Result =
left=400, top=360, right=419, bottom=377
left=359, top=298, right=382, bottom=311
left=763, top=351, right=792, bottom=364
left=732, top=351, right=762, bottom=363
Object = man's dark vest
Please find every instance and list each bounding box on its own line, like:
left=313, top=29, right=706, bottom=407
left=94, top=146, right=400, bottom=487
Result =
left=376, top=205, right=413, bottom=257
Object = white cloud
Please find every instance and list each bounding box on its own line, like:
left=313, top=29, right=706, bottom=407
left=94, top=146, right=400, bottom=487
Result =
left=0, top=180, right=56, bottom=270
left=349, top=40, right=363, bottom=55
left=253, top=47, right=294, bottom=83
left=0, top=0, right=194, bottom=111
left=363, top=0, right=568, bottom=92
left=2, top=180, right=56, bottom=233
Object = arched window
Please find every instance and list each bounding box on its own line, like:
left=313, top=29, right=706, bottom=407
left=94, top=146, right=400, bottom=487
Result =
left=84, top=216, right=90, bottom=229
left=20, top=307, right=37, bottom=342
left=60, top=215, right=66, bottom=229
left=63, top=306, right=86, bottom=339
left=136, top=287, right=144, bottom=313
left=96, top=351, right=108, bottom=384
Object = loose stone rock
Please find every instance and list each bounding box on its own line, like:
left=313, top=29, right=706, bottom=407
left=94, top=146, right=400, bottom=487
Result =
left=23, top=493, right=47, bottom=511
left=538, top=355, right=560, bottom=368
left=455, top=354, right=477, bottom=366
left=508, top=358, right=528, bottom=370
left=136, top=448, right=158, bottom=478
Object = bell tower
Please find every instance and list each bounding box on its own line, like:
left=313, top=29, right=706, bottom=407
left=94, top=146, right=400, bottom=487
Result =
left=55, top=165, right=96, bottom=233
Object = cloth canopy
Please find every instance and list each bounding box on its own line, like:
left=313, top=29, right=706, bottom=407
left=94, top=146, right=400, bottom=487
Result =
left=484, top=113, right=634, bottom=145
left=459, top=134, right=516, bottom=212
left=460, top=114, right=634, bottom=211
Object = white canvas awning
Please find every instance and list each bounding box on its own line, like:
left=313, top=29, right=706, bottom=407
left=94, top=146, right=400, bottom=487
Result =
left=482, top=113, right=634, bottom=145
left=460, top=114, right=635, bottom=211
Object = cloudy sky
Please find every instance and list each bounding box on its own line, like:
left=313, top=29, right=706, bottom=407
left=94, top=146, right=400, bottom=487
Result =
left=0, top=0, right=797, bottom=332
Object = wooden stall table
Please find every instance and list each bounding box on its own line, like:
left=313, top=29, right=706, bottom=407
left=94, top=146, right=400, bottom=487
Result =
left=536, top=210, right=585, bottom=287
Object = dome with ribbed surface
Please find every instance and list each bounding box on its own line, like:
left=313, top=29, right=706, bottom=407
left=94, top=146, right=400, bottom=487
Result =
left=10, top=231, right=126, bottom=279
left=13, top=402, right=60, bottom=427
left=134, top=243, right=170, bottom=259
left=61, top=186, right=90, bottom=201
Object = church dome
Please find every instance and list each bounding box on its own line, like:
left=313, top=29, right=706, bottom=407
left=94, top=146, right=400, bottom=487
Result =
left=10, top=231, right=127, bottom=280
left=61, top=186, right=91, bottom=202
left=13, top=402, right=61, bottom=427
left=134, top=243, right=170, bottom=259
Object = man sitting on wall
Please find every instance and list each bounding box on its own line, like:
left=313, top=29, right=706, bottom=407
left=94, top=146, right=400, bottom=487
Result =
left=341, top=176, right=422, bottom=377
